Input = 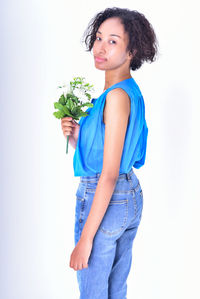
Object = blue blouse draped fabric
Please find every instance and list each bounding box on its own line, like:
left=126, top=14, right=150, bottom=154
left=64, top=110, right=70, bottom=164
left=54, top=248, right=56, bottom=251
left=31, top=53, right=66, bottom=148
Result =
left=73, top=77, right=148, bottom=177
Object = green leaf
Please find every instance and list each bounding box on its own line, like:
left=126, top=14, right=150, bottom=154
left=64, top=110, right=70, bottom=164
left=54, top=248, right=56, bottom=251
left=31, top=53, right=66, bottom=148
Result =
left=53, top=110, right=65, bottom=119
left=79, top=111, right=89, bottom=117
left=62, top=106, right=74, bottom=117
left=58, top=94, right=66, bottom=105
left=54, top=102, right=64, bottom=110
left=80, top=102, right=93, bottom=108
left=85, top=93, right=91, bottom=100
left=71, top=106, right=80, bottom=115
left=66, top=99, right=74, bottom=110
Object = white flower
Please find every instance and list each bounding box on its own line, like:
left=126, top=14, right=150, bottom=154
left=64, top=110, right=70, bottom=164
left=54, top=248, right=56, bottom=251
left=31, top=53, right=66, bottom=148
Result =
left=73, top=88, right=88, bottom=103
left=57, top=83, right=70, bottom=98
left=62, top=88, right=69, bottom=98
left=57, top=78, right=94, bottom=102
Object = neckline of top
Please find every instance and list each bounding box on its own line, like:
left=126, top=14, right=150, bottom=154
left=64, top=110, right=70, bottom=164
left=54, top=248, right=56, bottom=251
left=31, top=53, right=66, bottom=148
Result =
left=93, top=77, right=134, bottom=101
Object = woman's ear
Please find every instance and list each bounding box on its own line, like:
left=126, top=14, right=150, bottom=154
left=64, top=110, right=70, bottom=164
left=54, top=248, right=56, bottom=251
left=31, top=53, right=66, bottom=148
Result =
left=129, top=49, right=137, bottom=59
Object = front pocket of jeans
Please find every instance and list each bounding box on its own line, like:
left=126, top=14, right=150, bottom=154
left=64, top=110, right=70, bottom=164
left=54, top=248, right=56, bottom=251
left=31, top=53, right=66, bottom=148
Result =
left=75, top=196, right=86, bottom=225
left=99, top=196, right=128, bottom=236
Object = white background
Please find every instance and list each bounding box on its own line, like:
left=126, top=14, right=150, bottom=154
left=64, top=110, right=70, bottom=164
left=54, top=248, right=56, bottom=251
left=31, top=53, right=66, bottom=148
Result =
left=1, top=0, right=200, bottom=298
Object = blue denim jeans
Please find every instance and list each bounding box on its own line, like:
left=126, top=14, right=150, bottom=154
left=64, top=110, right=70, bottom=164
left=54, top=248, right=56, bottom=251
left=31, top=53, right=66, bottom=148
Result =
left=74, top=168, right=143, bottom=299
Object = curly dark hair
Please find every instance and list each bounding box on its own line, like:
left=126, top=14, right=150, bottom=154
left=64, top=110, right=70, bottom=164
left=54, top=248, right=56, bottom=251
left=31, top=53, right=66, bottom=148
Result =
left=81, top=7, right=159, bottom=71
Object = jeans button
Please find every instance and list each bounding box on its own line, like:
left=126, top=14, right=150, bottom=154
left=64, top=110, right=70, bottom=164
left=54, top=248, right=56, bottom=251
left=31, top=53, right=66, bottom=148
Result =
left=79, top=219, right=82, bottom=223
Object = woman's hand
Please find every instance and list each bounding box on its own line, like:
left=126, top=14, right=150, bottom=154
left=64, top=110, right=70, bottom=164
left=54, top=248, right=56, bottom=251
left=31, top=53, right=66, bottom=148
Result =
left=61, top=117, right=80, bottom=149
left=69, top=238, right=93, bottom=271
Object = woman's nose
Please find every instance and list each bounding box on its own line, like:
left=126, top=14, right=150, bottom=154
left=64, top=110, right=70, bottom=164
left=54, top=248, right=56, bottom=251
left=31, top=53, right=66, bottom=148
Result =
left=98, top=41, right=107, bottom=53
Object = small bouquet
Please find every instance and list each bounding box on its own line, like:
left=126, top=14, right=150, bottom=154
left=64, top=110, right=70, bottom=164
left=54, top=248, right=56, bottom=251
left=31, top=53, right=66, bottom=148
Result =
left=53, top=76, right=95, bottom=154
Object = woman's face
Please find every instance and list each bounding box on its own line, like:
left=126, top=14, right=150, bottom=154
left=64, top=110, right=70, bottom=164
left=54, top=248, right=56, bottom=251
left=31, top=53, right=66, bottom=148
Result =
left=92, top=17, right=132, bottom=71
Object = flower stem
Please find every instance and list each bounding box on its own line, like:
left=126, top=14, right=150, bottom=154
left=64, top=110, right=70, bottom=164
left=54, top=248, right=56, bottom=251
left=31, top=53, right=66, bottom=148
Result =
left=66, top=136, right=69, bottom=154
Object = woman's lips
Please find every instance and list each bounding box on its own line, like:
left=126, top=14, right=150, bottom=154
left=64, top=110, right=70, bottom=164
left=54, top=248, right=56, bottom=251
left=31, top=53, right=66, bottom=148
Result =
left=94, top=56, right=106, bottom=62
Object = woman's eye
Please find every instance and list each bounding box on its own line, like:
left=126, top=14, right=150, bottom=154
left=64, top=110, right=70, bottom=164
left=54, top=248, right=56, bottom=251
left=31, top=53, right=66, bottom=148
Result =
left=95, top=37, right=116, bottom=44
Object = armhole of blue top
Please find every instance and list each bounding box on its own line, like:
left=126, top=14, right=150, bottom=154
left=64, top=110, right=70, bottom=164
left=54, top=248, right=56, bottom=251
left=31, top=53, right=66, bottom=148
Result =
left=101, top=86, right=132, bottom=125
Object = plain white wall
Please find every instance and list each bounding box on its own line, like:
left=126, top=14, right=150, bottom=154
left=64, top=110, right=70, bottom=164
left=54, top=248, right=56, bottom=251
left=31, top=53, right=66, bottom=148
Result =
left=1, top=0, right=200, bottom=298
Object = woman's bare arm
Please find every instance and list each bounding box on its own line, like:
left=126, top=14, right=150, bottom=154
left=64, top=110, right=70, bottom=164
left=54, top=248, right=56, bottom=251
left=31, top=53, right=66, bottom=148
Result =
left=80, top=88, right=131, bottom=242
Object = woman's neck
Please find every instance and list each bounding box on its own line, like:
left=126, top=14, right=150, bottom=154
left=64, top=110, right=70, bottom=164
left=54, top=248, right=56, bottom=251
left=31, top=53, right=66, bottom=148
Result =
left=103, top=74, right=132, bottom=93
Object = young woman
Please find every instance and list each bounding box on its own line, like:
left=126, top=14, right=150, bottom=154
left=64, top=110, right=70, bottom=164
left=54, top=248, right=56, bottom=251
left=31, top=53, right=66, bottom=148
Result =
left=61, top=7, right=158, bottom=299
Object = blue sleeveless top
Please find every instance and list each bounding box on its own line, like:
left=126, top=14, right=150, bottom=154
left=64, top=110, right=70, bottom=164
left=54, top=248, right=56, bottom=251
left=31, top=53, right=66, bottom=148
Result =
left=73, top=77, right=148, bottom=177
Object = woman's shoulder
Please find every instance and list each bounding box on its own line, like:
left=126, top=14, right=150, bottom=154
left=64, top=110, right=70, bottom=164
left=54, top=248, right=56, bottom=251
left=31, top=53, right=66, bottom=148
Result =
left=105, top=84, right=139, bottom=106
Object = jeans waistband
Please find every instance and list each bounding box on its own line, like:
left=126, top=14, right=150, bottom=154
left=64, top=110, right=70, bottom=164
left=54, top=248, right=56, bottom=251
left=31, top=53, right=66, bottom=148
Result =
left=80, top=168, right=134, bottom=183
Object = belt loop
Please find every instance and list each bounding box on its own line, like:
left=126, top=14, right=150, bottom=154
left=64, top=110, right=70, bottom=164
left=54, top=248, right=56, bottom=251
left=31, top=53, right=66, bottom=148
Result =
left=126, top=172, right=129, bottom=181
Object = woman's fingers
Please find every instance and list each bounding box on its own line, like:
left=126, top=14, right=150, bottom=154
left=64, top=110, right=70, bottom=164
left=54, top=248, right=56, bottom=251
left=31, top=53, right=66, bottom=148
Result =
left=61, top=118, right=76, bottom=127
left=61, top=117, right=76, bottom=138
left=63, top=126, right=74, bottom=137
